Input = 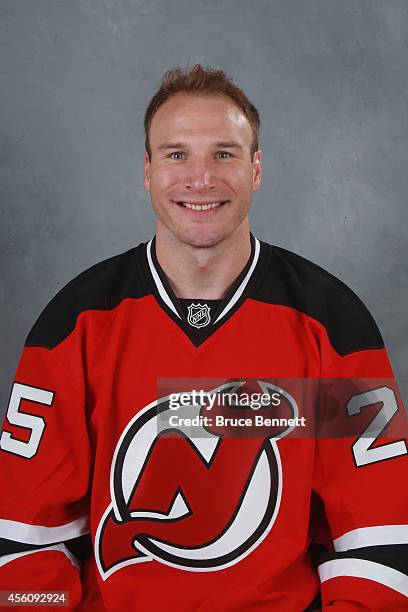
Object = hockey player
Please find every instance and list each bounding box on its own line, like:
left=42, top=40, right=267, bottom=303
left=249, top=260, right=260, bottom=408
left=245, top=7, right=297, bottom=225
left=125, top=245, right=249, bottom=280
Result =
left=1, top=65, right=407, bottom=610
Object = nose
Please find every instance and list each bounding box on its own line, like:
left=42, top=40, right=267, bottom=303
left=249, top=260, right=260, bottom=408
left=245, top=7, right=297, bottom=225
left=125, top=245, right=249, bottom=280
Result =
left=185, top=158, right=215, bottom=193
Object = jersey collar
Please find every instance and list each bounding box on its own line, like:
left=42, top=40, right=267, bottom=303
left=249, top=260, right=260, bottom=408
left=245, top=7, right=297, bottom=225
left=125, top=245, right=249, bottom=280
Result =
left=145, top=233, right=261, bottom=347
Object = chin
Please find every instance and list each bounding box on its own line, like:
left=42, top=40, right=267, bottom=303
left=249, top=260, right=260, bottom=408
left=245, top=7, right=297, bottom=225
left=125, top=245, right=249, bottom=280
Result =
left=177, top=227, right=226, bottom=249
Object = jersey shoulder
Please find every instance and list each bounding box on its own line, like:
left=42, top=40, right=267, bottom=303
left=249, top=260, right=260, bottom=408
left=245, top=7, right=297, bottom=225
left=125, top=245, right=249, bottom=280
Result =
left=255, top=242, right=384, bottom=356
left=26, top=242, right=150, bottom=350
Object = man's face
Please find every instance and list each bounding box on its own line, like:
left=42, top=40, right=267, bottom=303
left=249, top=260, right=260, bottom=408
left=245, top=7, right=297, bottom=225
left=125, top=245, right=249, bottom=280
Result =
left=144, top=93, right=262, bottom=248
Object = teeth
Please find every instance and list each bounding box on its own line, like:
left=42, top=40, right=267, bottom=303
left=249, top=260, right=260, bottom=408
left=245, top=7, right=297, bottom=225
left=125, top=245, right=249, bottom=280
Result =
left=181, top=202, right=223, bottom=210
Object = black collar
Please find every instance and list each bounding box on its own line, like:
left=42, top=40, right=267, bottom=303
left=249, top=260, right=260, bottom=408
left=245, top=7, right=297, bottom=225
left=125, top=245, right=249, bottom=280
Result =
left=144, top=234, right=264, bottom=347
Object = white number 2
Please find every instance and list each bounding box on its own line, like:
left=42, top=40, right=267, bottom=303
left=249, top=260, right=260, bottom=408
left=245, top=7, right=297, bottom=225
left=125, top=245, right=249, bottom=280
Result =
left=347, top=386, right=408, bottom=467
left=0, top=382, right=54, bottom=459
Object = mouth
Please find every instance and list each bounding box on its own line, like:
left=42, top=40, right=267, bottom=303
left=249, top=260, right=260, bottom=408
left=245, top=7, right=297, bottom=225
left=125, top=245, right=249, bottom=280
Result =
left=174, top=201, right=229, bottom=211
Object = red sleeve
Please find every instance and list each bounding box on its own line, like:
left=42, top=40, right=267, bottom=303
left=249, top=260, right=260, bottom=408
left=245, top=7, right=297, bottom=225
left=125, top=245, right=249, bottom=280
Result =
left=0, top=323, right=92, bottom=610
left=313, top=335, right=408, bottom=610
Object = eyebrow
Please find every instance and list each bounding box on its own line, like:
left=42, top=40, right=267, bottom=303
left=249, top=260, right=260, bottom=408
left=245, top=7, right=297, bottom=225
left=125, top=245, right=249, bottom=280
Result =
left=157, top=140, right=244, bottom=151
left=157, top=142, right=185, bottom=151
left=215, top=141, right=244, bottom=150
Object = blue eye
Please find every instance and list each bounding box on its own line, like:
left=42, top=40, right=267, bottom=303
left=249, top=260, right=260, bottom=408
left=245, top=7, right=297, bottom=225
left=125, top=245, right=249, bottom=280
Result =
left=170, top=152, right=185, bottom=160
left=217, top=151, right=231, bottom=159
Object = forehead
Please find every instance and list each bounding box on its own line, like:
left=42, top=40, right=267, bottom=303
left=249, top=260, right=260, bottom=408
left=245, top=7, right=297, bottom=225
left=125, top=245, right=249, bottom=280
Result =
left=149, top=93, right=253, bottom=147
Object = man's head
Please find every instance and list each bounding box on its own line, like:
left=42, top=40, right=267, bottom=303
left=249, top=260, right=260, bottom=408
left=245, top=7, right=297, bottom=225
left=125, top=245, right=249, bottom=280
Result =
left=143, top=64, right=262, bottom=248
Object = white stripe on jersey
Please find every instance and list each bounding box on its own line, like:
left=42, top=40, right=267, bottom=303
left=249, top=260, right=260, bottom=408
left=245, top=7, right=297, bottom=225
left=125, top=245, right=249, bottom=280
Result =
left=147, top=236, right=260, bottom=326
left=214, top=237, right=260, bottom=324
left=0, top=515, right=89, bottom=545
left=334, top=524, right=408, bottom=551
left=0, top=543, right=80, bottom=569
left=146, top=240, right=181, bottom=318
left=318, top=558, right=408, bottom=597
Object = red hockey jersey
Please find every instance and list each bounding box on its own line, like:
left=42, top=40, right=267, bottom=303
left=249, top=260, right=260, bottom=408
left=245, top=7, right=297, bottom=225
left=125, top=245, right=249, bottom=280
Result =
left=1, top=235, right=408, bottom=610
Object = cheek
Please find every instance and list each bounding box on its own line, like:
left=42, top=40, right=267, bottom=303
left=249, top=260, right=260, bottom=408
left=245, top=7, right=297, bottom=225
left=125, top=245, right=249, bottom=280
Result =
left=150, top=167, right=184, bottom=195
left=228, top=167, right=254, bottom=192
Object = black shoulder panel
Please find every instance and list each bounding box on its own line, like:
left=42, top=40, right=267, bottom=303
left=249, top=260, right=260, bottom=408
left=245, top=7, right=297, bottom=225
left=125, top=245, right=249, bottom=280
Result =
left=253, top=243, right=384, bottom=356
left=26, top=243, right=150, bottom=349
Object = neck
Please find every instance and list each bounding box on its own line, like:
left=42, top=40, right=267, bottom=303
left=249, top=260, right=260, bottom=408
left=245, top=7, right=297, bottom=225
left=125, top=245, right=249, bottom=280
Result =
left=155, top=222, right=252, bottom=299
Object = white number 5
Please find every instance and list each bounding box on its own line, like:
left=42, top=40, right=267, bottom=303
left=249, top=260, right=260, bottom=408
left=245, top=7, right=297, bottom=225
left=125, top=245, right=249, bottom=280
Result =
left=0, top=382, right=54, bottom=459
left=347, top=386, right=408, bottom=467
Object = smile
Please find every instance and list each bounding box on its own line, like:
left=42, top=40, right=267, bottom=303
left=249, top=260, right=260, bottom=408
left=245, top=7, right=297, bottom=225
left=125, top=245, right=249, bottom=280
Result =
left=176, top=201, right=228, bottom=211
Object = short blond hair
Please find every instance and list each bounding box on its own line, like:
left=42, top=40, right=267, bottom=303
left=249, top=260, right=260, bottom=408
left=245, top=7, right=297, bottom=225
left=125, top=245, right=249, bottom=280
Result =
left=144, top=64, right=260, bottom=159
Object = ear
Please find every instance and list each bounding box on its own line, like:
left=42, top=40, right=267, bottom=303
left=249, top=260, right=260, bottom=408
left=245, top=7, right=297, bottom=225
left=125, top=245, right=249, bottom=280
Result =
left=252, top=149, right=262, bottom=192
left=144, top=151, right=151, bottom=192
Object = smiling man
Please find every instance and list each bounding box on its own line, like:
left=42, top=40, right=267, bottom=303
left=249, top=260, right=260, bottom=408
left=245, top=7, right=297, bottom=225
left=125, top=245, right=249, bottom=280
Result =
left=1, top=65, right=408, bottom=611
left=144, top=85, right=261, bottom=301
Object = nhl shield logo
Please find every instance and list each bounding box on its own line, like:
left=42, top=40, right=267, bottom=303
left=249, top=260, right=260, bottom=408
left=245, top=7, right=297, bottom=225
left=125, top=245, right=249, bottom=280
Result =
left=187, top=303, right=211, bottom=329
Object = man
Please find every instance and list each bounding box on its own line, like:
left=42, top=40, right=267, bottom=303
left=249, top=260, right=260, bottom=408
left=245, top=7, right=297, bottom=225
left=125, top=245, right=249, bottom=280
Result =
left=0, top=65, right=407, bottom=610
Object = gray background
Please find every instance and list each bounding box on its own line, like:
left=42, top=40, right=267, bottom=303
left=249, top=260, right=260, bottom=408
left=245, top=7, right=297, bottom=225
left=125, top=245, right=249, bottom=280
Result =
left=1, top=0, right=407, bottom=414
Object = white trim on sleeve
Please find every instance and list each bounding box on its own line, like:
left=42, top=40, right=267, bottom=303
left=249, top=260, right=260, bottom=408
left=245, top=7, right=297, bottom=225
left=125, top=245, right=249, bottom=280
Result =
left=334, top=524, right=408, bottom=552
left=318, top=558, right=408, bottom=597
left=0, top=515, right=89, bottom=545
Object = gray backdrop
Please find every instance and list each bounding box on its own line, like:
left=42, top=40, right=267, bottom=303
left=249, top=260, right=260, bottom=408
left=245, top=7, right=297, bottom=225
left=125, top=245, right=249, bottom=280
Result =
left=1, top=0, right=407, bottom=414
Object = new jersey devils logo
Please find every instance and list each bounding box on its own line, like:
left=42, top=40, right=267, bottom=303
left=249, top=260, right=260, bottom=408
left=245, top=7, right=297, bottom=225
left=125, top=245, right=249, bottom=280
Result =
left=95, top=382, right=298, bottom=580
